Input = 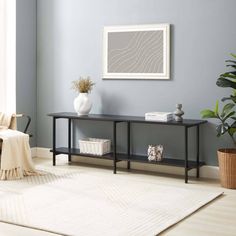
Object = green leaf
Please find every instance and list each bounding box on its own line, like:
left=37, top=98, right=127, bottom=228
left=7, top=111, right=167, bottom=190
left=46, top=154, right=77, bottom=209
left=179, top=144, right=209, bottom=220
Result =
left=225, top=95, right=236, bottom=103
left=228, top=127, right=236, bottom=136
left=201, top=109, right=217, bottom=118
left=221, top=103, right=235, bottom=118
left=225, top=71, right=236, bottom=76
left=222, top=111, right=236, bottom=122
left=216, top=77, right=236, bottom=89
left=216, top=123, right=229, bottom=137
left=222, top=95, right=236, bottom=103
left=231, top=96, right=236, bottom=103
left=226, top=65, right=236, bottom=69
left=220, top=72, right=236, bottom=79
left=225, top=60, right=236, bottom=64
left=230, top=53, right=236, bottom=59
left=222, top=96, right=232, bottom=102
left=214, top=100, right=219, bottom=116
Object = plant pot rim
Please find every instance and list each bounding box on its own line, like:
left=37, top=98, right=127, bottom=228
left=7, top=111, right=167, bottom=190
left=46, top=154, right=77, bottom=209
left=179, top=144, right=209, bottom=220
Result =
left=218, top=148, right=236, bottom=154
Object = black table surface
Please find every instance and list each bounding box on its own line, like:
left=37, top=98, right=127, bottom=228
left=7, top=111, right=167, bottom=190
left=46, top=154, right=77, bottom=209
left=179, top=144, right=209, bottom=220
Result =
left=48, top=112, right=207, bottom=127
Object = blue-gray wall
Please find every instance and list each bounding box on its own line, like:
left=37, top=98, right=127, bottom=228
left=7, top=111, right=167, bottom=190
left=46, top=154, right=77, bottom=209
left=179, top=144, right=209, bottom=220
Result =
left=16, top=0, right=37, bottom=146
left=37, top=0, right=236, bottom=165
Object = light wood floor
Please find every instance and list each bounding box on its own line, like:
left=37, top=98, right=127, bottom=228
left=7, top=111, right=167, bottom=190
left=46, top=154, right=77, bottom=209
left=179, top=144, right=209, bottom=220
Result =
left=0, top=157, right=235, bottom=236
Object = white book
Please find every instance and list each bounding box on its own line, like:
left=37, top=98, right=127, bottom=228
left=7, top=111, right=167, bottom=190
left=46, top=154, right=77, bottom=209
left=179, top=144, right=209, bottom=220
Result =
left=145, top=115, right=173, bottom=120
left=145, top=111, right=173, bottom=121
left=145, top=116, right=173, bottom=121
left=145, top=112, right=173, bottom=117
left=145, top=112, right=173, bottom=118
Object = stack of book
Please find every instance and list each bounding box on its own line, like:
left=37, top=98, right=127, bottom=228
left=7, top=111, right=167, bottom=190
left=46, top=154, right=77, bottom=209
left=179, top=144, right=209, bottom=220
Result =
left=145, top=112, right=174, bottom=121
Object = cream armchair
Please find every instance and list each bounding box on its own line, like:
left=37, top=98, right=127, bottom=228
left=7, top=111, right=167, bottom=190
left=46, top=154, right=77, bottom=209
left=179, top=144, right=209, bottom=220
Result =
left=0, top=113, right=38, bottom=180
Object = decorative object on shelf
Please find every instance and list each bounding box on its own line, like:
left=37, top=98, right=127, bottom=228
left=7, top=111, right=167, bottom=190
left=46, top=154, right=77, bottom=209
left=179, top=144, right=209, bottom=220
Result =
left=174, top=104, right=184, bottom=122
left=72, top=76, right=95, bottom=115
left=145, top=112, right=173, bottom=122
left=147, top=145, right=164, bottom=162
left=79, top=138, right=111, bottom=156
left=201, top=53, right=236, bottom=189
left=103, top=24, right=170, bottom=80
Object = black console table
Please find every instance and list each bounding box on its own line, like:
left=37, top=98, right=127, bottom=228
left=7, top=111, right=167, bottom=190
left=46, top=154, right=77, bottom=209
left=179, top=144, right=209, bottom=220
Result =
left=48, top=112, right=207, bottom=183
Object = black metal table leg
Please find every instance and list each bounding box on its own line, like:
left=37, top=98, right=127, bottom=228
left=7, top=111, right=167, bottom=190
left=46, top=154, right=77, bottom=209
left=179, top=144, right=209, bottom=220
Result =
left=196, top=125, right=200, bottom=178
left=127, top=121, right=131, bottom=170
left=184, top=127, right=188, bottom=183
left=113, top=121, right=117, bottom=174
left=53, top=117, right=56, bottom=166
left=68, top=118, right=72, bottom=162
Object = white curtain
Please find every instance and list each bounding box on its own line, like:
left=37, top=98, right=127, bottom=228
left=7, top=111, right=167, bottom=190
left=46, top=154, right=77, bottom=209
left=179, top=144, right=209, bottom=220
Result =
left=0, top=0, right=16, bottom=113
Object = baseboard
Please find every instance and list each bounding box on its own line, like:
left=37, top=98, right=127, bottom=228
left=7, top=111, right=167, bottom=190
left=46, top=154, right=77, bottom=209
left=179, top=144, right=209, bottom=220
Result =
left=33, top=147, right=219, bottom=180
left=31, top=147, right=37, bottom=158
left=34, top=147, right=52, bottom=159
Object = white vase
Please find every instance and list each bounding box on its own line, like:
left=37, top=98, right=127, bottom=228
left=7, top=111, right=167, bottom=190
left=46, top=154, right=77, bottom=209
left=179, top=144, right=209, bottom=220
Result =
left=73, top=93, right=92, bottom=115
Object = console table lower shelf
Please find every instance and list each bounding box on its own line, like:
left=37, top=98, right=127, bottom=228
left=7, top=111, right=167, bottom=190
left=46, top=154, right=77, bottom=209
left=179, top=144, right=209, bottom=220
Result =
left=50, top=147, right=205, bottom=171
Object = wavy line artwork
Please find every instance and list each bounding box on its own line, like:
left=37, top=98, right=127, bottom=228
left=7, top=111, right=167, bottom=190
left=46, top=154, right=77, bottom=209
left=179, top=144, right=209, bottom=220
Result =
left=107, top=31, right=163, bottom=73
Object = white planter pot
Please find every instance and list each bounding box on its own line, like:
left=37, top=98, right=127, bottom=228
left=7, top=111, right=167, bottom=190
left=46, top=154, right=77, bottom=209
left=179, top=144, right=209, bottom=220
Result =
left=73, top=93, right=92, bottom=115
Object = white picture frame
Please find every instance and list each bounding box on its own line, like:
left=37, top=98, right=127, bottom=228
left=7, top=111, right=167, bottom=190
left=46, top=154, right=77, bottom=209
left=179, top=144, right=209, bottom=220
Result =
left=103, top=24, right=170, bottom=80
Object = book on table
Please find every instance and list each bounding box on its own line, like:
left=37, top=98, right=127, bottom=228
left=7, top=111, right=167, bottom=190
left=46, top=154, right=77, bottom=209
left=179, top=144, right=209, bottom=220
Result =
left=145, top=112, right=174, bottom=121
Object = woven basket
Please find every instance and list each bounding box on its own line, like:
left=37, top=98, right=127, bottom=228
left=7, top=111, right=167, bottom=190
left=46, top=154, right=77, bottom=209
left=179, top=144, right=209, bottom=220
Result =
left=217, top=149, right=236, bottom=189
left=79, top=138, right=111, bottom=156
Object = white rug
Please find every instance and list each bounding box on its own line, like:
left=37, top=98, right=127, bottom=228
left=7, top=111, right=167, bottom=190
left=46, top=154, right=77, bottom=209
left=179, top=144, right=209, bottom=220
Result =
left=0, top=164, right=222, bottom=236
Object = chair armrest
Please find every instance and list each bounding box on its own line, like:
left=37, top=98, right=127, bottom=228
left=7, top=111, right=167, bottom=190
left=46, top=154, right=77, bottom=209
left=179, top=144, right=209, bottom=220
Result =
left=14, top=114, right=32, bottom=135
left=13, top=114, right=24, bottom=118
left=22, top=115, right=31, bottom=134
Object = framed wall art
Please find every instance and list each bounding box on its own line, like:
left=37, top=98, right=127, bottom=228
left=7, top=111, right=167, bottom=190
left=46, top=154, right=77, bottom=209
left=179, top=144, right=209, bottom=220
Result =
left=103, top=24, right=170, bottom=80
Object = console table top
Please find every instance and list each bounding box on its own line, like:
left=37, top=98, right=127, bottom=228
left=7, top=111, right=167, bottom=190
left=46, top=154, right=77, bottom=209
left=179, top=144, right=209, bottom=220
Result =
left=48, top=112, right=207, bottom=127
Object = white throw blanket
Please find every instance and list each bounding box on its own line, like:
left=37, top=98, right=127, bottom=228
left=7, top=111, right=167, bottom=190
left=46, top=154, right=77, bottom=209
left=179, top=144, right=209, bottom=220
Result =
left=0, top=112, right=16, bottom=130
left=0, top=113, right=39, bottom=180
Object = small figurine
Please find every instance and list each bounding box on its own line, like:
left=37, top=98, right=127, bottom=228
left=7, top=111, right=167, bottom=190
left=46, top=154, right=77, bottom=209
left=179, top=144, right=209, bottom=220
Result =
left=174, top=104, right=184, bottom=122
left=147, top=145, right=164, bottom=162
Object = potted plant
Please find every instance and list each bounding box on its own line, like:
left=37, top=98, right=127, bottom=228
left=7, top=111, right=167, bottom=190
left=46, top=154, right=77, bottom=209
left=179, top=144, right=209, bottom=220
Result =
left=201, top=53, right=236, bottom=189
left=72, top=76, right=95, bottom=115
